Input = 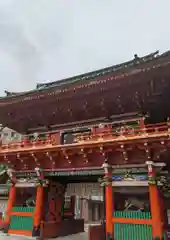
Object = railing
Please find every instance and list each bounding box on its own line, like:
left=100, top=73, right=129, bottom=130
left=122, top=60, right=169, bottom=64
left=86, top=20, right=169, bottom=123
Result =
left=82, top=122, right=169, bottom=141
left=113, top=211, right=152, bottom=240
left=8, top=207, right=34, bottom=235
left=0, top=122, right=169, bottom=151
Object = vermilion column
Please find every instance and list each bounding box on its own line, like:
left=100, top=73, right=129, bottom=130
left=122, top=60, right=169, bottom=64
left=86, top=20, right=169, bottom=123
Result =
left=5, top=185, right=16, bottom=225
left=159, top=193, right=167, bottom=230
left=33, top=185, right=44, bottom=233
left=146, top=161, right=163, bottom=239
left=103, top=162, right=113, bottom=239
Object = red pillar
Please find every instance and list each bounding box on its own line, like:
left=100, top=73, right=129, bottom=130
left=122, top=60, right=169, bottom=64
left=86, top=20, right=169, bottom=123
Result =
left=34, top=186, right=44, bottom=229
left=159, top=192, right=167, bottom=230
left=146, top=161, right=163, bottom=239
left=103, top=162, right=113, bottom=239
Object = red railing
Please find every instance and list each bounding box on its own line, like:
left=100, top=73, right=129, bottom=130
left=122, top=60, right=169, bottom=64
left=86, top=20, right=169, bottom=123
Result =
left=0, top=122, right=169, bottom=151
left=75, top=122, right=168, bottom=144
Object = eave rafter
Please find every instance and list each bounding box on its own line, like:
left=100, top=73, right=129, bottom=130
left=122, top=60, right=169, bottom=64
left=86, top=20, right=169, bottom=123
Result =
left=79, top=148, right=88, bottom=164
left=99, top=145, right=107, bottom=163
left=3, top=154, right=10, bottom=165
left=120, top=144, right=128, bottom=163
left=143, top=142, right=151, bottom=160
left=30, top=152, right=40, bottom=167
left=153, top=140, right=167, bottom=161
left=100, top=98, right=106, bottom=112
left=45, top=151, right=55, bottom=168
left=18, top=154, right=28, bottom=170
left=61, top=149, right=71, bottom=164
left=116, top=95, right=124, bottom=112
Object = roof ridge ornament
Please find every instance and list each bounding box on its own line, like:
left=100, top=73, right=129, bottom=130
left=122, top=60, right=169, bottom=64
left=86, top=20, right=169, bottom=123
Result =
left=4, top=90, right=25, bottom=97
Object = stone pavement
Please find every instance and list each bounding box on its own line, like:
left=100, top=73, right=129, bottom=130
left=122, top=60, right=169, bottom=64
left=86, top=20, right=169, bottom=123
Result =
left=0, top=232, right=88, bottom=240
left=54, top=232, right=88, bottom=240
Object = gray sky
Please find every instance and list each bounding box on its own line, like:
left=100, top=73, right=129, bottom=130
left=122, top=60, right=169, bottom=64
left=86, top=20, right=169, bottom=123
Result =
left=0, top=0, right=170, bottom=95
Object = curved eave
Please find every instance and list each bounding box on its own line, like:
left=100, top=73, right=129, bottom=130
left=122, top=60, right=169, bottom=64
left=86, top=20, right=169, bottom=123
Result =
left=0, top=50, right=166, bottom=105
left=35, top=51, right=159, bottom=89
left=0, top=52, right=170, bottom=132
left=0, top=61, right=170, bottom=133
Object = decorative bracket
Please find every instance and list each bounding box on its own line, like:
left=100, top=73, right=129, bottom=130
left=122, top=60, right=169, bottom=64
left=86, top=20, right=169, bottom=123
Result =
left=99, top=146, right=107, bottom=161
left=99, top=160, right=112, bottom=187
left=120, top=144, right=128, bottom=162
left=46, top=152, right=55, bottom=168
left=146, top=161, right=166, bottom=185
left=31, top=152, right=40, bottom=166
left=7, top=168, right=17, bottom=185
left=144, top=142, right=151, bottom=160
left=35, top=167, right=48, bottom=186
left=62, top=149, right=71, bottom=164
left=80, top=148, right=88, bottom=163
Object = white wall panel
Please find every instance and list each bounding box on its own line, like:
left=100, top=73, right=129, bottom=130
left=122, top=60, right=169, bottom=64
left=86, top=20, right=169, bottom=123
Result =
left=0, top=199, right=8, bottom=213
left=65, top=183, right=103, bottom=200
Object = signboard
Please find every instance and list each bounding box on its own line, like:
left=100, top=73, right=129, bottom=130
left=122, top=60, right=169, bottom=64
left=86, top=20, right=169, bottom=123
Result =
left=16, top=169, right=104, bottom=178
left=46, top=169, right=103, bottom=176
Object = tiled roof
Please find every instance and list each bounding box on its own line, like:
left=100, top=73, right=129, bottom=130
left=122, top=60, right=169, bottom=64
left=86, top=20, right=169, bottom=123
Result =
left=2, top=50, right=163, bottom=99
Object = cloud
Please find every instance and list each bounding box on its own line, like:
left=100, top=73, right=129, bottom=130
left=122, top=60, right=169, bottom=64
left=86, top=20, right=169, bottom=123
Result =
left=0, top=4, right=42, bottom=94
left=0, top=0, right=170, bottom=95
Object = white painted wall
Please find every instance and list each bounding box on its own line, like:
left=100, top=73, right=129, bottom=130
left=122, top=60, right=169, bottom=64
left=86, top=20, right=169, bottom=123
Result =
left=0, top=127, right=22, bottom=144
left=0, top=199, right=8, bottom=214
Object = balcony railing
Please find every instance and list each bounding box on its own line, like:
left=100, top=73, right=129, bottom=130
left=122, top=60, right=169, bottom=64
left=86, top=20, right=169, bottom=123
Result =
left=0, top=122, right=169, bottom=152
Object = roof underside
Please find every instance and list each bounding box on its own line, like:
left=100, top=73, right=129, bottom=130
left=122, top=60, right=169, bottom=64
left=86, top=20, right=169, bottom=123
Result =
left=0, top=50, right=170, bottom=133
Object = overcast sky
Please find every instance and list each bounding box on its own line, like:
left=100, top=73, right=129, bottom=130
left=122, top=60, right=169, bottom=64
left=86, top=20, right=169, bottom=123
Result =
left=0, top=0, right=169, bottom=95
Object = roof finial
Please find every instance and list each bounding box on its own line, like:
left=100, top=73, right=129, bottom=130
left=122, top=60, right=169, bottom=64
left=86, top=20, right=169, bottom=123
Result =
left=134, top=54, right=139, bottom=60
